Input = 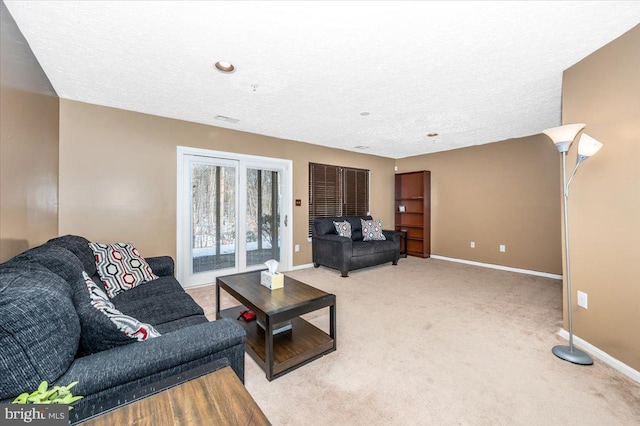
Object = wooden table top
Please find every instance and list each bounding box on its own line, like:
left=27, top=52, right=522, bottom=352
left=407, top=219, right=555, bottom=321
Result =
left=217, top=270, right=334, bottom=315
left=79, top=366, right=270, bottom=426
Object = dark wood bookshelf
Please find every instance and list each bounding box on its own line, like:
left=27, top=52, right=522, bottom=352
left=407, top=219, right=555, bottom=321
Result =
left=395, top=171, right=431, bottom=258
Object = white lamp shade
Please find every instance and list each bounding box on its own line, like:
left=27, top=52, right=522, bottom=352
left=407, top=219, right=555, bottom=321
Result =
left=543, top=123, right=586, bottom=144
left=578, top=134, right=603, bottom=157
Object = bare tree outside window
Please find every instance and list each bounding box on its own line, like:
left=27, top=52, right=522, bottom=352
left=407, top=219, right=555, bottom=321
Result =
left=191, top=164, right=236, bottom=272
left=191, top=164, right=280, bottom=273
left=246, top=169, right=280, bottom=265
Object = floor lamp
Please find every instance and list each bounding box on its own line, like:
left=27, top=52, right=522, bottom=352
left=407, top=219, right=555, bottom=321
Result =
left=543, top=124, right=603, bottom=365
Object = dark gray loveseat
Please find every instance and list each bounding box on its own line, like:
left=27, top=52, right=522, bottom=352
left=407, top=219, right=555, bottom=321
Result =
left=0, top=235, right=245, bottom=412
left=312, top=215, right=401, bottom=277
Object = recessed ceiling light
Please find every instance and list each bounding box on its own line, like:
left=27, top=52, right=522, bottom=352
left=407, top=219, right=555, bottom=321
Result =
left=360, top=112, right=370, bottom=116
left=215, top=61, right=235, bottom=73
left=354, top=145, right=369, bottom=150
left=427, top=133, right=439, bottom=137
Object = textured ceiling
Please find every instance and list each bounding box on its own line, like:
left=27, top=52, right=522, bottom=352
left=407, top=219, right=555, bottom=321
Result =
left=4, top=1, right=639, bottom=159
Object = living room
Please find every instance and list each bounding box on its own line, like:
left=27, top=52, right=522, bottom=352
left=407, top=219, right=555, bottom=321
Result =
left=1, top=1, right=639, bottom=424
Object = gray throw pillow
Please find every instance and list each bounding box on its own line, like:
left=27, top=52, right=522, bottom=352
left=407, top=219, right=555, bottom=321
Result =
left=333, top=220, right=352, bottom=238
left=89, top=242, right=158, bottom=298
left=361, top=218, right=387, bottom=241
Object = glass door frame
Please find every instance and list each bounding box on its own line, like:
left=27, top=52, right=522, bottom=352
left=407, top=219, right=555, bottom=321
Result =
left=176, top=146, right=293, bottom=288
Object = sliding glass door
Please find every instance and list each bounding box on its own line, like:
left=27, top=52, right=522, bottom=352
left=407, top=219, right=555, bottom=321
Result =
left=178, top=148, right=291, bottom=287
left=245, top=167, right=281, bottom=267
left=190, top=158, right=238, bottom=276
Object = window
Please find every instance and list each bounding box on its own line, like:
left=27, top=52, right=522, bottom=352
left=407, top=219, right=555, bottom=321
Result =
left=308, top=163, right=370, bottom=237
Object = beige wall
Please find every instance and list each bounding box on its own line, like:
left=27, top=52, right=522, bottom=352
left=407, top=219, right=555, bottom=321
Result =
left=0, top=3, right=59, bottom=262
left=561, top=25, right=639, bottom=370
left=397, top=135, right=562, bottom=275
left=58, top=100, right=395, bottom=266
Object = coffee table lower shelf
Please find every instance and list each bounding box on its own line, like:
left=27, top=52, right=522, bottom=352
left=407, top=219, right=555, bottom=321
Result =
left=219, top=306, right=335, bottom=379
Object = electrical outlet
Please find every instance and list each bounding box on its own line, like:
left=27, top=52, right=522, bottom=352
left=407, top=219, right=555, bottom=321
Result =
left=499, top=244, right=506, bottom=252
left=295, top=244, right=300, bottom=252
left=577, top=290, right=588, bottom=309
left=470, top=241, right=475, bottom=248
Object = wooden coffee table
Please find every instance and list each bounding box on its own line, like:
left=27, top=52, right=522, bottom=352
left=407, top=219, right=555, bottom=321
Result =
left=216, top=271, right=336, bottom=381
left=75, top=363, right=270, bottom=426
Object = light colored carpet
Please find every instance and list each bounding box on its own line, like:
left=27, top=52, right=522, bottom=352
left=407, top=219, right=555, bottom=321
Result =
left=187, top=257, right=640, bottom=425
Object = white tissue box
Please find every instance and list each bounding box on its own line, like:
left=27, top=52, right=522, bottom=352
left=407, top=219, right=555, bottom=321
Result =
left=260, top=271, right=284, bottom=290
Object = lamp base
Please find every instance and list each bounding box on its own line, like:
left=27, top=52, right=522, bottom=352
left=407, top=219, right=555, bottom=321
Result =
left=552, top=345, right=593, bottom=365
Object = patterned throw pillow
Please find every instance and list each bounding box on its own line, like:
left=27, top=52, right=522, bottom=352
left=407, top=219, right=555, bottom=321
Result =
left=333, top=220, right=352, bottom=238
left=361, top=218, right=387, bottom=241
left=83, top=271, right=161, bottom=341
left=89, top=242, right=158, bottom=298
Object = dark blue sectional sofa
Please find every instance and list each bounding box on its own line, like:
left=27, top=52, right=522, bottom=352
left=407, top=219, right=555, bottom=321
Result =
left=0, top=235, right=246, bottom=412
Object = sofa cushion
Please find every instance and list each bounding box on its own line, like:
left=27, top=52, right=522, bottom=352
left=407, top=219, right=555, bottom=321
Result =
left=110, top=275, right=184, bottom=300
left=361, top=218, right=387, bottom=241
left=47, top=235, right=98, bottom=277
left=18, top=241, right=108, bottom=296
left=89, top=243, right=159, bottom=298
left=314, top=218, right=338, bottom=237
left=153, top=315, right=209, bottom=334
left=347, top=215, right=371, bottom=241
left=333, top=220, right=352, bottom=238
left=11, top=242, right=83, bottom=283
left=112, top=285, right=205, bottom=326
left=352, top=241, right=376, bottom=257
left=83, top=272, right=161, bottom=342
left=372, top=240, right=397, bottom=253
left=0, top=264, right=81, bottom=400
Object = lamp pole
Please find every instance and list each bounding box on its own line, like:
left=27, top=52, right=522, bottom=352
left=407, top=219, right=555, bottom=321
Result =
left=562, top=152, right=576, bottom=350
left=544, top=125, right=601, bottom=365
left=552, top=150, right=593, bottom=365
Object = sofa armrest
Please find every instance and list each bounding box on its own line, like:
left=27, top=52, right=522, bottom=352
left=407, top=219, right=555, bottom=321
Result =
left=382, top=230, right=401, bottom=243
left=69, top=358, right=231, bottom=424
left=312, top=234, right=353, bottom=255
left=312, top=234, right=353, bottom=276
left=146, top=256, right=174, bottom=277
left=56, top=318, right=246, bottom=405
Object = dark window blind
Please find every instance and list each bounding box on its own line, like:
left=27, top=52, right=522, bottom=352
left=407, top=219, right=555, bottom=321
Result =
left=309, top=163, right=370, bottom=237
left=342, top=168, right=369, bottom=216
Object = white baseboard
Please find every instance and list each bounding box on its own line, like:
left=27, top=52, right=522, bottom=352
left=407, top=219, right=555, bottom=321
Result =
left=430, top=255, right=562, bottom=280
left=182, top=281, right=214, bottom=289
left=290, top=263, right=314, bottom=271
left=558, top=329, right=640, bottom=383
